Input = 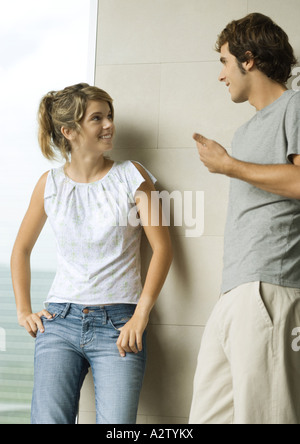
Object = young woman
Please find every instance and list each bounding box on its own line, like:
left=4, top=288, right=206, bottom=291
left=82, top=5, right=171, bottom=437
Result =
left=11, top=83, right=173, bottom=424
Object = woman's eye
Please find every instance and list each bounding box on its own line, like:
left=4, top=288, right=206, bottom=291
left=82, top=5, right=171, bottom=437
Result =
left=92, top=115, right=113, bottom=121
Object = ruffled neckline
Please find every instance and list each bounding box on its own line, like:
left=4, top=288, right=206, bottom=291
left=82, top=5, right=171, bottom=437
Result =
left=61, top=162, right=117, bottom=186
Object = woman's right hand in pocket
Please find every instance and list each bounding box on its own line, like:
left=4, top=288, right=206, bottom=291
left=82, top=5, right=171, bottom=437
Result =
left=18, top=310, right=53, bottom=338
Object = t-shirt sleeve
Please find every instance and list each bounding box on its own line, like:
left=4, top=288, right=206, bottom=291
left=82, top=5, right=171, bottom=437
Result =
left=44, top=170, right=57, bottom=199
left=125, top=161, right=157, bottom=200
left=285, top=92, right=300, bottom=161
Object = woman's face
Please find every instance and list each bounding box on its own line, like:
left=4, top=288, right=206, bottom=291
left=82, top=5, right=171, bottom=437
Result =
left=70, top=100, right=115, bottom=154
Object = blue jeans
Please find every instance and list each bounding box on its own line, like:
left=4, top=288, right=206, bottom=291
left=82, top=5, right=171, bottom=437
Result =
left=31, top=303, right=147, bottom=424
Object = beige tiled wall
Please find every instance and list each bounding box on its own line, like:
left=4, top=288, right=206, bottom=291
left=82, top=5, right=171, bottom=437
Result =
left=78, top=0, right=300, bottom=424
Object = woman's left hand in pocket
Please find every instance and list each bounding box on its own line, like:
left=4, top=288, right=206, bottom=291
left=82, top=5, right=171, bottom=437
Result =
left=116, top=312, right=149, bottom=358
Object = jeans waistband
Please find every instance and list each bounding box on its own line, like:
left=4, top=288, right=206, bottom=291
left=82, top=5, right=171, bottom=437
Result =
left=46, top=302, right=137, bottom=318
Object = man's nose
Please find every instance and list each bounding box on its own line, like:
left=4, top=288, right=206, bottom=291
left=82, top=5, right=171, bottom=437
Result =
left=218, top=67, right=226, bottom=82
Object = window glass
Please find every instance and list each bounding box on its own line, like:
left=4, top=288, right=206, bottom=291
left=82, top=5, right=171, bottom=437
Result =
left=0, top=0, right=96, bottom=424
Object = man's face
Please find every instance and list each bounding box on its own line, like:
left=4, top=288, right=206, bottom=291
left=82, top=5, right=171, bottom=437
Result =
left=218, top=43, right=250, bottom=104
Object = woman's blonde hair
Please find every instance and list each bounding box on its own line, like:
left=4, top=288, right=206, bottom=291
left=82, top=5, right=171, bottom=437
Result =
left=38, top=83, right=114, bottom=161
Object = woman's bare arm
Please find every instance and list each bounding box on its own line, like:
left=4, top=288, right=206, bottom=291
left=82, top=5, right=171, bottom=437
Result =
left=11, top=172, right=53, bottom=337
left=116, top=163, right=173, bottom=357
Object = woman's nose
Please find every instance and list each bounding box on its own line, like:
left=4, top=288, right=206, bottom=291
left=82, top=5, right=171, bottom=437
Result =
left=103, top=118, right=113, bottom=128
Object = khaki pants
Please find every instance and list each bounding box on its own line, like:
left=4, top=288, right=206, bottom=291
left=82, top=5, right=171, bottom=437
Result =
left=189, top=282, right=300, bottom=424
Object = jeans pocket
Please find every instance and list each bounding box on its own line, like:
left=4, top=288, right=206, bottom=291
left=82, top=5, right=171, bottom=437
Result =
left=108, top=305, right=136, bottom=332
left=109, top=315, right=133, bottom=332
left=41, top=304, right=65, bottom=322
left=41, top=312, right=59, bottom=324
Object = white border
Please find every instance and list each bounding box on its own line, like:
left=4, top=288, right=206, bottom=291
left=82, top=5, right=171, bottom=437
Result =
left=87, top=0, right=99, bottom=85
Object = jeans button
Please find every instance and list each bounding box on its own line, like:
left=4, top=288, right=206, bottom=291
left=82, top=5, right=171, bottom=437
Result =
left=83, top=309, right=89, bottom=314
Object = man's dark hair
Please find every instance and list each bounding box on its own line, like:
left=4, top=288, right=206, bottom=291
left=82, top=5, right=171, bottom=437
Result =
left=216, top=13, right=297, bottom=84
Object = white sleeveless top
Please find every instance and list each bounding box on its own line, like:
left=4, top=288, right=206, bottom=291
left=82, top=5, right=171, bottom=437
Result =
left=44, top=160, right=157, bottom=305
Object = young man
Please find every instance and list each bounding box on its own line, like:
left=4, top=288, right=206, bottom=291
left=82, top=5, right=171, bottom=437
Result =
left=189, top=13, right=300, bottom=424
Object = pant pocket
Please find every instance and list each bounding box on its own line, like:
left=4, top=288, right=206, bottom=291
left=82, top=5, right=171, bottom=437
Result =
left=256, top=282, right=274, bottom=329
left=41, top=305, right=65, bottom=323
left=109, top=316, right=133, bottom=332
left=107, top=306, right=136, bottom=332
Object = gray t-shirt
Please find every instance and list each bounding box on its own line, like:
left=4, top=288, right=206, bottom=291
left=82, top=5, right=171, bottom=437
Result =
left=222, top=90, right=300, bottom=293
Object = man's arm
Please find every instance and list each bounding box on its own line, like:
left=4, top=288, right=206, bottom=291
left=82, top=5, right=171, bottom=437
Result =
left=194, top=133, right=300, bottom=200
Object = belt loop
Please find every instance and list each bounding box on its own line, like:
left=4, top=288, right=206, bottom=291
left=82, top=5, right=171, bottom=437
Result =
left=103, top=307, right=108, bottom=325
left=61, top=303, right=71, bottom=319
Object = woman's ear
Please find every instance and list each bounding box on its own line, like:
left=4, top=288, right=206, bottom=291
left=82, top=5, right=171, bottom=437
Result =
left=61, top=126, right=75, bottom=141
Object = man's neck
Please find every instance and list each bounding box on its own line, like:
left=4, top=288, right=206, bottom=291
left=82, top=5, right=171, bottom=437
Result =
left=248, top=75, right=288, bottom=111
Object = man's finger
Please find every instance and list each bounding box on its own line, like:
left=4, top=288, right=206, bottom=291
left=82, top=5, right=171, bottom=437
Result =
left=193, top=133, right=208, bottom=146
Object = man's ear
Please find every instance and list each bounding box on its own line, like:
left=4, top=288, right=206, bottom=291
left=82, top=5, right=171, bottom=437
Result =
left=243, top=51, right=255, bottom=72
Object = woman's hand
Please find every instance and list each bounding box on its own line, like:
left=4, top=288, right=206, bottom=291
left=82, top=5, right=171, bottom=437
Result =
left=116, top=312, right=149, bottom=358
left=18, top=310, right=53, bottom=338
